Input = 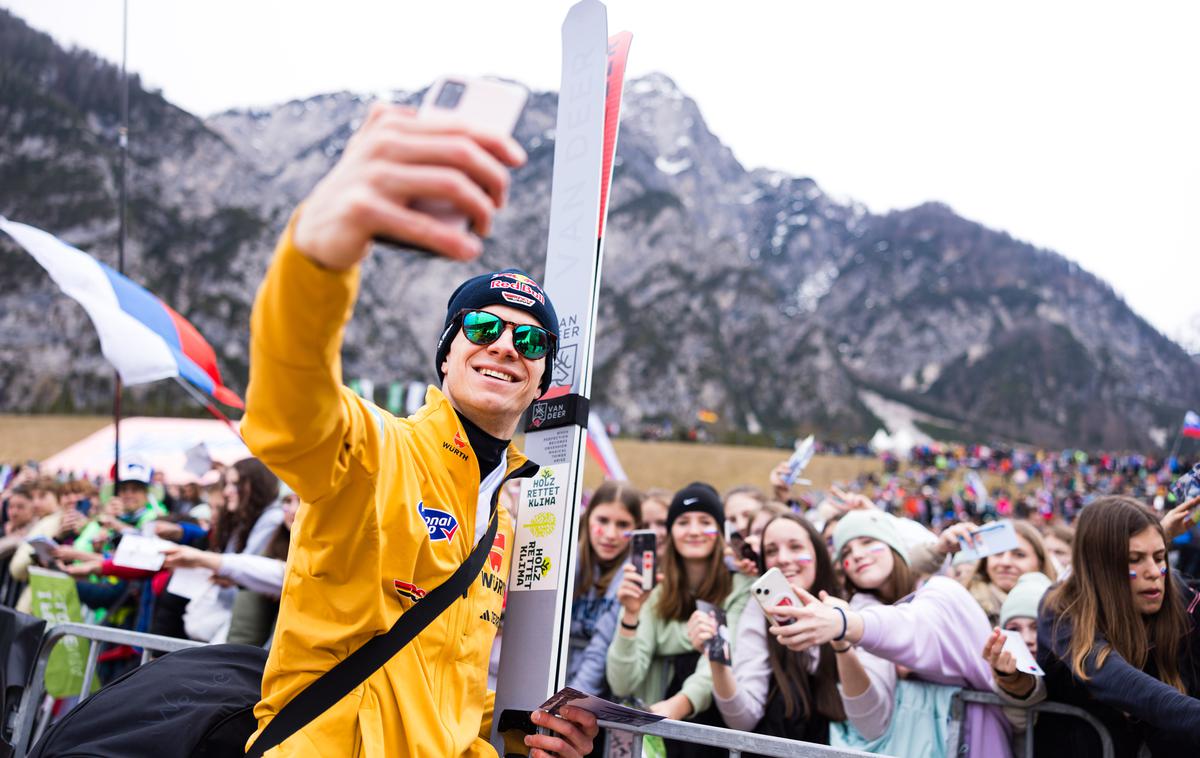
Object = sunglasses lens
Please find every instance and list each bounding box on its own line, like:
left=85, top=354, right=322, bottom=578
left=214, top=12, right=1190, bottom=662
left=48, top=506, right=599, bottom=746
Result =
left=462, top=311, right=503, bottom=345
left=513, top=326, right=550, bottom=359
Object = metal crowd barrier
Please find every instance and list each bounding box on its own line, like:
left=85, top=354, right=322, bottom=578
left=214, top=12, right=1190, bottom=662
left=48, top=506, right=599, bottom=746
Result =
left=10, top=622, right=205, bottom=757
left=946, top=689, right=1114, bottom=758
left=599, top=718, right=878, bottom=758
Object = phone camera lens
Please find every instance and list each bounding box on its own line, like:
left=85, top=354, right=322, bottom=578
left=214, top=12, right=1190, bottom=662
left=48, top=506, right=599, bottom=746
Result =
left=434, top=80, right=466, bottom=109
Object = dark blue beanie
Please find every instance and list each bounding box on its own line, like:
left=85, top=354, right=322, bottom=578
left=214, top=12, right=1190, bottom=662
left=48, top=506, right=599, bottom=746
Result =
left=435, top=268, right=559, bottom=394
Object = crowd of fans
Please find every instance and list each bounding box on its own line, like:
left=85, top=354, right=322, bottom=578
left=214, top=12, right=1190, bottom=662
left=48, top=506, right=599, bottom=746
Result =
left=2, top=445, right=1199, bottom=757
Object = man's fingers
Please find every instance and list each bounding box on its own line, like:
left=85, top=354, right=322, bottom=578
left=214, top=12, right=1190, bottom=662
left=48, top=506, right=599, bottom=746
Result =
left=360, top=198, right=483, bottom=261
left=370, top=108, right=527, bottom=166
left=370, top=132, right=512, bottom=208
left=367, top=163, right=495, bottom=236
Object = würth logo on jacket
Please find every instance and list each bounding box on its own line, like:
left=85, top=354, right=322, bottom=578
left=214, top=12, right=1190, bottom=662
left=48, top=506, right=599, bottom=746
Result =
left=417, top=501, right=459, bottom=542
left=442, top=432, right=469, bottom=462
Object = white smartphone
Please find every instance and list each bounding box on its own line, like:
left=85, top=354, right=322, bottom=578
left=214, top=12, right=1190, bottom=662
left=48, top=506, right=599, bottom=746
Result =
left=411, top=76, right=529, bottom=233
left=750, top=567, right=802, bottom=625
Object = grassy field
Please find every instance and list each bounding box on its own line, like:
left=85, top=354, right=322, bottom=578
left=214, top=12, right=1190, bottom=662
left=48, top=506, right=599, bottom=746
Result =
left=2, top=414, right=883, bottom=493
left=0, top=414, right=112, bottom=463
left=579, top=438, right=881, bottom=493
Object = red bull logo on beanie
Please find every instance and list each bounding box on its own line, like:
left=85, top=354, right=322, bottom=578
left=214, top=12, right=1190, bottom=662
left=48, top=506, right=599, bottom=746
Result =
left=417, top=501, right=459, bottom=542
left=489, top=272, right=546, bottom=304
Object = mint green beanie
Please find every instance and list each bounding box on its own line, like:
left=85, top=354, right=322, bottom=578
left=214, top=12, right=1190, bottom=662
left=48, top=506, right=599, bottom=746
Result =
left=999, top=572, right=1052, bottom=627
left=832, top=510, right=909, bottom=566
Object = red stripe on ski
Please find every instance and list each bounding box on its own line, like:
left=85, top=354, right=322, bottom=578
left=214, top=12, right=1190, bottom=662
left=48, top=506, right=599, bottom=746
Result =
left=597, top=31, right=632, bottom=239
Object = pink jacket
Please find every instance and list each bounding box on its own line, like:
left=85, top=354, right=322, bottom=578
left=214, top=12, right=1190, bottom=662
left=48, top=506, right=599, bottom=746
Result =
left=857, top=576, right=1012, bottom=757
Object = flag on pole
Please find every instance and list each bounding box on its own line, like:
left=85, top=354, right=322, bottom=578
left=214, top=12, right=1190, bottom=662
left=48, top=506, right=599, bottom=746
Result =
left=586, top=411, right=626, bottom=480
left=1183, top=411, right=1200, bottom=440
left=0, top=218, right=243, bottom=409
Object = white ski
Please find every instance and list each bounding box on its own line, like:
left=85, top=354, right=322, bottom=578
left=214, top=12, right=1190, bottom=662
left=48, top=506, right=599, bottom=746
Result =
left=492, top=0, right=632, bottom=752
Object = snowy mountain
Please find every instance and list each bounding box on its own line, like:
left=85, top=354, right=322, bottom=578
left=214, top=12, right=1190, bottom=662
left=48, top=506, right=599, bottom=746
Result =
left=2, top=8, right=1198, bottom=450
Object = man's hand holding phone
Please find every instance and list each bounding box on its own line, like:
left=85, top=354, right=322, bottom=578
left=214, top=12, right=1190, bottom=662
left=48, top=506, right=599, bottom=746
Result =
left=292, top=101, right=526, bottom=270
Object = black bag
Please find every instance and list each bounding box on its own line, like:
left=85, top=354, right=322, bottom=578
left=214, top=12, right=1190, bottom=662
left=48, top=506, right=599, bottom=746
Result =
left=26, top=644, right=267, bottom=758
left=28, top=513, right=499, bottom=757
left=0, top=606, right=46, bottom=758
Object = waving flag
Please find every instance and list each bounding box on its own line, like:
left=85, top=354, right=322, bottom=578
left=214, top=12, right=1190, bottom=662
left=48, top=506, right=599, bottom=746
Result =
left=0, top=218, right=243, bottom=409
left=1184, top=411, right=1200, bottom=440
left=586, top=411, right=627, bottom=481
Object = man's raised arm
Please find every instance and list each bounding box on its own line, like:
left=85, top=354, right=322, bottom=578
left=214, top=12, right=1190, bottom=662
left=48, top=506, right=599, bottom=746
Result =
left=240, top=103, right=526, bottom=502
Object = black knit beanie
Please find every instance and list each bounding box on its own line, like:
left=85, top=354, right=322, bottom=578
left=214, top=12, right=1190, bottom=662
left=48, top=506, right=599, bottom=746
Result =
left=434, top=268, right=559, bottom=394
left=667, top=482, right=725, bottom=532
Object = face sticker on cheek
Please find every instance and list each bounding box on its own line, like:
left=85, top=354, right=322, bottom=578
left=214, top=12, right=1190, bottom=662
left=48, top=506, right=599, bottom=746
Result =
left=843, top=558, right=853, bottom=570
left=592, top=525, right=606, bottom=539
left=1129, top=570, right=1138, bottom=580
left=797, top=553, right=814, bottom=564
left=867, top=543, right=889, bottom=554
left=1160, top=566, right=1168, bottom=576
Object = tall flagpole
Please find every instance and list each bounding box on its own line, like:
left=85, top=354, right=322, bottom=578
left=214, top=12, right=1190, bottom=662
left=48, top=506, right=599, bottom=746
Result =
left=112, top=0, right=129, bottom=480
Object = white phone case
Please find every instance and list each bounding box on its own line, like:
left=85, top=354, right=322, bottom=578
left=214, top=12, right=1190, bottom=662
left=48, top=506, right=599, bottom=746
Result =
left=414, top=77, right=528, bottom=230
left=750, top=567, right=802, bottom=624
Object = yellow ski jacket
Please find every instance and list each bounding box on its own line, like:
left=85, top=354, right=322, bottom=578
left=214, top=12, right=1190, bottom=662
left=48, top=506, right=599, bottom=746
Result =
left=242, top=220, right=535, bottom=756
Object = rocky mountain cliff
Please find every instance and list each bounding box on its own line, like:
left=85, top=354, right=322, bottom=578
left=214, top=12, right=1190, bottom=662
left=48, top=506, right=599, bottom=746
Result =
left=2, top=9, right=1198, bottom=450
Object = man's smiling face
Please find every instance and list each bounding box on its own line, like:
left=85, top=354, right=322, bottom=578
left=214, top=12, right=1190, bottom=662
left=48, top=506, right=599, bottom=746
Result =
left=440, top=304, right=546, bottom=438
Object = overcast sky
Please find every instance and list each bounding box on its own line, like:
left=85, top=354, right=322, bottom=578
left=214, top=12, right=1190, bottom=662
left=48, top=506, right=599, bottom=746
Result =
left=6, top=0, right=1199, bottom=351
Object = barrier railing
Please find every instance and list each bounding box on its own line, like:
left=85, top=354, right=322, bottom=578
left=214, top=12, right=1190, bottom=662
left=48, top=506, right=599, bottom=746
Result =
left=598, top=718, right=878, bottom=758
left=946, top=689, right=1114, bottom=758
left=10, top=622, right=204, bottom=757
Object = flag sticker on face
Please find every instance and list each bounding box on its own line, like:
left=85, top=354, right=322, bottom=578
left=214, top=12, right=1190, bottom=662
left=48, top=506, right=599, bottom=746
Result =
left=417, top=501, right=460, bottom=542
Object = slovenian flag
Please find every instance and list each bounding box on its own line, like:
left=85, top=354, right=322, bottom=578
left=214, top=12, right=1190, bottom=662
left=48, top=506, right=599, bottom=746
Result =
left=1184, top=411, right=1200, bottom=440
left=1, top=218, right=243, bottom=409
left=586, top=411, right=627, bottom=481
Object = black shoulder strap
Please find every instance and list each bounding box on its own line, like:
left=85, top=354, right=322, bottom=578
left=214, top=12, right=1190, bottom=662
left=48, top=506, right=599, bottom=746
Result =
left=245, top=512, right=499, bottom=757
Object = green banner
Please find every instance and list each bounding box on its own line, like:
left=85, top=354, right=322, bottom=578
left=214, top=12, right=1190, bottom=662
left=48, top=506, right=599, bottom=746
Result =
left=28, top=567, right=99, bottom=698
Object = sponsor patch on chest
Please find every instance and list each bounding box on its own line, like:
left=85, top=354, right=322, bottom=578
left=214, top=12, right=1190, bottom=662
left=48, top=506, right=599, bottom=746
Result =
left=417, top=501, right=459, bottom=542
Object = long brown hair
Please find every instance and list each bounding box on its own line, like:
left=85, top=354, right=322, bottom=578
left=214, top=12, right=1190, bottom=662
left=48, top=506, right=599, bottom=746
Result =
left=1043, top=496, right=1189, bottom=691
left=656, top=519, right=732, bottom=622
left=976, top=520, right=1059, bottom=584
left=574, top=481, right=642, bottom=601
left=210, top=458, right=279, bottom=554
left=760, top=513, right=847, bottom=722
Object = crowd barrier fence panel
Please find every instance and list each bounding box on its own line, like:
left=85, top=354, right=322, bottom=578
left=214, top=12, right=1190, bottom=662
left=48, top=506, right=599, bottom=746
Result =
left=10, top=621, right=204, bottom=757
left=946, top=689, right=1114, bottom=758
left=9, top=627, right=1118, bottom=758
left=597, top=718, right=878, bottom=758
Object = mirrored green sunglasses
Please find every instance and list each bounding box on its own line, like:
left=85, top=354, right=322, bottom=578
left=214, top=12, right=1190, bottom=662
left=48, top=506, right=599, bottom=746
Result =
left=459, top=309, right=555, bottom=360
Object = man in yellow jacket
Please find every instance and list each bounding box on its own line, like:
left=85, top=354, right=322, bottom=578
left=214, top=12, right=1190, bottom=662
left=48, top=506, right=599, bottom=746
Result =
left=241, top=103, right=598, bottom=757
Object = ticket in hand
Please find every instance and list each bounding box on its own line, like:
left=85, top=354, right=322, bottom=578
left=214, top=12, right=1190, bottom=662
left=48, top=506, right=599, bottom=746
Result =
left=999, top=629, right=1044, bottom=676
left=955, top=521, right=1020, bottom=562
left=111, top=534, right=172, bottom=571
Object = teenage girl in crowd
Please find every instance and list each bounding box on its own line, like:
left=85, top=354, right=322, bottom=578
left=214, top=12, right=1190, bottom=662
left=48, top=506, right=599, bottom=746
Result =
left=565, top=481, right=642, bottom=695
left=1041, top=522, right=1073, bottom=574
left=606, top=483, right=751, bottom=753
left=962, top=520, right=1058, bottom=626
left=981, top=572, right=1051, bottom=752
left=705, top=512, right=845, bottom=744
left=641, top=488, right=670, bottom=563
left=1037, top=496, right=1200, bottom=756
left=723, top=485, right=767, bottom=536
left=771, top=510, right=1010, bottom=756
